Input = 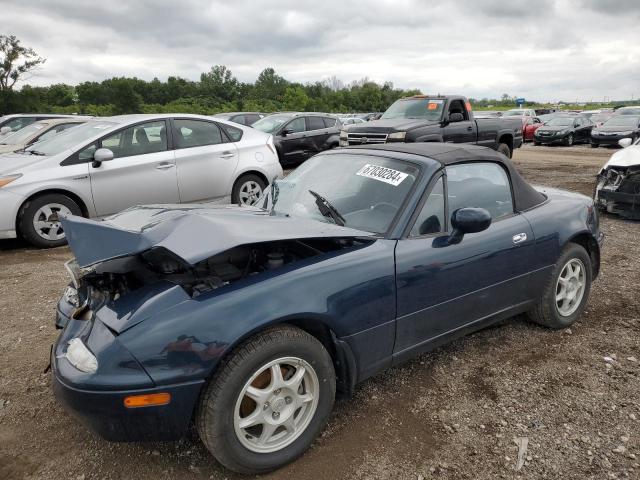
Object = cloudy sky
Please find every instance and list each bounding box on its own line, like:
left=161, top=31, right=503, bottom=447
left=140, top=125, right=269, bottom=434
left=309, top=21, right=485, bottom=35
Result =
left=2, top=0, right=639, bottom=102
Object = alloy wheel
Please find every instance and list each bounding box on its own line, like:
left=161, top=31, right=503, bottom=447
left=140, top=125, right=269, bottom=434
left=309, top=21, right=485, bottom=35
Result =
left=238, top=180, right=263, bottom=206
left=555, top=258, right=586, bottom=317
left=233, top=357, right=319, bottom=453
left=32, top=203, right=72, bottom=241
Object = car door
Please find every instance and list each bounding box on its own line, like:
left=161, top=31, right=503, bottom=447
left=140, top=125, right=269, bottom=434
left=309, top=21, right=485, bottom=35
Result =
left=89, top=120, right=179, bottom=216
left=172, top=118, right=239, bottom=203
left=277, top=117, right=307, bottom=165
left=394, top=162, right=535, bottom=356
left=305, top=116, right=330, bottom=156
left=443, top=99, right=476, bottom=143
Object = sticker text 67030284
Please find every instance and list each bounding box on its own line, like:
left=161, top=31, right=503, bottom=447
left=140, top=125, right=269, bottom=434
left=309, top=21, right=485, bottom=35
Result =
left=356, top=164, right=408, bottom=186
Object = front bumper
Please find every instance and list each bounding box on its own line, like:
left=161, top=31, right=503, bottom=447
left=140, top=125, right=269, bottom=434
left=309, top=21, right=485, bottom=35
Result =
left=53, top=304, right=205, bottom=442
left=0, top=189, right=25, bottom=239
left=534, top=133, right=566, bottom=144
left=53, top=367, right=204, bottom=441
left=591, top=134, right=630, bottom=146
left=596, top=189, right=640, bottom=219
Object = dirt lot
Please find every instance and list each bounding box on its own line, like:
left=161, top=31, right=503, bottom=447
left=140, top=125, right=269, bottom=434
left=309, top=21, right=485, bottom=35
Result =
left=1, top=144, right=638, bottom=480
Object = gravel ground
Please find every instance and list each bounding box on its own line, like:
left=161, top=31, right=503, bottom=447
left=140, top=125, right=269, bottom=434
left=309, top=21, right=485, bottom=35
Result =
left=1, top=144, right=638, bottom=480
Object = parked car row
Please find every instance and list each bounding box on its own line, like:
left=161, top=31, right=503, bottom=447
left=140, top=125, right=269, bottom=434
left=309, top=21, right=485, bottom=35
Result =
left=0, top=114, right=282, bottom=247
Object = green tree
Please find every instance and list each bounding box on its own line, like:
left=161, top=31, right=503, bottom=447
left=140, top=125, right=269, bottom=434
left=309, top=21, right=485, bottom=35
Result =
left=282, top=85, right=309, bottom=111
left=0, top=35, right=45, bottom=92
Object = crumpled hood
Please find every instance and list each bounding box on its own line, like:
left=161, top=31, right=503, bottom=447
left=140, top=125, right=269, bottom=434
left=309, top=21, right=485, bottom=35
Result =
left=599, top=146, right=640, bottom=172
left=346, top=118, right=436, bottom=133
left=61, top=204, right=374, bottom=267
left=0, top=153, right=48, bottom=175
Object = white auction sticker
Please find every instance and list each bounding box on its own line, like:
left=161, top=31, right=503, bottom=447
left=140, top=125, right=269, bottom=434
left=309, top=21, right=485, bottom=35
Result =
left=356, top=164, right=408, bottom=186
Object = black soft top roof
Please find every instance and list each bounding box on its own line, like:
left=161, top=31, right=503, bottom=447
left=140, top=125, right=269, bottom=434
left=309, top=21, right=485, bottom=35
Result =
left=345, top=143, right=547, bottom=212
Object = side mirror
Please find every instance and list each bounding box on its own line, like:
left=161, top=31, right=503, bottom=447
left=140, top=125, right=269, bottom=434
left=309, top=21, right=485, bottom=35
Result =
left=618, top=138, right=633, bottom=148
left=448, top=208, right=492, bottom=245
left=281, top=129, right=293, bottom=137
left=0, top=126, right=11, bottom=135
left=92, top=148, right=114, bottom=168
left=449, top=112, right=464, bottom=123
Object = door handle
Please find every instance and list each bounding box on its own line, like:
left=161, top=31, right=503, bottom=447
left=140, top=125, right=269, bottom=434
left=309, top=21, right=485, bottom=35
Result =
left=155, top=162, right=174, bottom=170
left=467, top=126, right=473, bottom=131
left=512, top=233, right=528, bottom=244
left=221, top=151, right=236, bottom=159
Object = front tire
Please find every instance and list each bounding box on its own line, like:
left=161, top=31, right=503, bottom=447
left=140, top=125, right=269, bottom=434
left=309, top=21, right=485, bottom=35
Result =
left=565, top=134, right=574, bottom=146
left=196, top=326, right=336, bottom=474
left=232, top=174, right=267, bottom=206
left=591, top=142, right=599, bottom=148
left=17, top=193, right=82, bottom=248
left=497, top=142, right=512, bottom=158
left=527, top=243, right=592, bottom=329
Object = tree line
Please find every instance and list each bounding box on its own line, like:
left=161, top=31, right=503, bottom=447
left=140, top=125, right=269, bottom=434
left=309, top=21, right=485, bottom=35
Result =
left=1, top=63, right=426, bottom=116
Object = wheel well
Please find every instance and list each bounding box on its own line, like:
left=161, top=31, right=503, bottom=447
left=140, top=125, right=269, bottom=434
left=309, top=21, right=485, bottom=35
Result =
left=15, top=189, right=90, bottom=231
left=234, top=170, right=269, bottom=189
left=568, top=233, right=600, bottom=278
left=498, top=134, right=513, bottom=152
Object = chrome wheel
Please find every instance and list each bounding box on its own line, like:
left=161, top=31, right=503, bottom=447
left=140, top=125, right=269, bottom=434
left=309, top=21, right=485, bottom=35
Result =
left=233, top=357, right=319, bottom=454
left=32, top=203, right=72, bottom=241
left=556, top=258, right=586, bottom=316
left=238, top=180, right=263, bottom=206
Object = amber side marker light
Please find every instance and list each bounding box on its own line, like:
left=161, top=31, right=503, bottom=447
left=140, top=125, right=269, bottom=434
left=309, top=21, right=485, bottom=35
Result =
left=124, top=393, right=171, bottom=408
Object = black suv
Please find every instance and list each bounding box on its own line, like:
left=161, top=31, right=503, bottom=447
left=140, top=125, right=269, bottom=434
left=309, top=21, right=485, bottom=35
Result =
left=252, top=112, right=341, bottom=165
left=212, top=112, right=266, bottom=126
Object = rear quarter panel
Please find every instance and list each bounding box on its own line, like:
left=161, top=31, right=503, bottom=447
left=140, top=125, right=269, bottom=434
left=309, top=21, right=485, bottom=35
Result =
left=521, top=189, right=597, bottom=297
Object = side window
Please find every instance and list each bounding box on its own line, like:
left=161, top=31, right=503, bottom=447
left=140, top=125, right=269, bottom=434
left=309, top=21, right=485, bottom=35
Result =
left=230, top=115, right=246, bottom=125
left=245, top=114, right=259, bottom=125
left=284, top=117, right=305, bottom=134
left=410, top=176, right=445, bottom=236
left=78, top=143, right=97, bottom=162
left=174, top=119, right=223, bottom=148
left=446, top=163, right=513, bottom=220
left=307, top=116, right=325, bottom=131
left=101, top=121, right=168, bottom=158
left=220, top=123, right=243, bottom=142
left=448, top=100, right=468, bottom=120
left=323, top=117, right=337, bottom=128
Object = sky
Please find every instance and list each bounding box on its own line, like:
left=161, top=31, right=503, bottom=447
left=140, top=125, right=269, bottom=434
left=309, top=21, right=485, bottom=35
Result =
left=1, top=0, right=639, bottom=102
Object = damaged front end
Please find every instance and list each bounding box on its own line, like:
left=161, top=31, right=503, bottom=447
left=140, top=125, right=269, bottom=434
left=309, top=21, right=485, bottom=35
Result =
left=57, top=206, right=375, bottom=333
left=595, top=165, right=640, bottom=219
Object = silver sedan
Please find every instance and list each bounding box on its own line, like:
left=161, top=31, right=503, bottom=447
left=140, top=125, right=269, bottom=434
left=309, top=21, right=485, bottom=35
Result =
left=0, top=114, right=282, bottom=247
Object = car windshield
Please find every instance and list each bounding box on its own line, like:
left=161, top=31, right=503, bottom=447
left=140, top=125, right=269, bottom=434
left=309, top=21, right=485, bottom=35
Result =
left=545, top=117, right=575, bottom=126
left=270, top=153, right=419, bottom=234
left=603, top=116, right=639, bottom=127
left=252, top=115, right=291, bottom=133
left=381, top=98, right=445, bottom=120
left=23, top=120, right=116, bottom=156
left=0, top=123, right=45, bottom=145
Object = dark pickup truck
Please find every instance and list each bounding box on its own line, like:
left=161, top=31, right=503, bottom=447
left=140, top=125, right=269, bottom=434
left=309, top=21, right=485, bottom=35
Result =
left=339, top=95, right=523, bottom=157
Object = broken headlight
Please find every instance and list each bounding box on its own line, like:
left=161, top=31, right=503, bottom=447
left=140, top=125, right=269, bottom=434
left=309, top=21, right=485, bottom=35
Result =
left=63, top=338, right=98, bottom=374
left=63, top=285, right=79, bottom=307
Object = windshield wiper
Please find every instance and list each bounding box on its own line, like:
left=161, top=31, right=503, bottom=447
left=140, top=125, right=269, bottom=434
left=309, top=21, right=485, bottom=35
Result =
left=308, top=190, right=345, bottom=226
left=26, top=150, right=46, bottom=156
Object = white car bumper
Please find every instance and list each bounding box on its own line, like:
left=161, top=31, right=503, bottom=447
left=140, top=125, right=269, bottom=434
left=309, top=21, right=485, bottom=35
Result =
left=0, top=189, right=25, bottom=239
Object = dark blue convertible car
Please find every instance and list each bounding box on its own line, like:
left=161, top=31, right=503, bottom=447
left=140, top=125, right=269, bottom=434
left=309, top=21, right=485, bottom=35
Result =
left=52, top=143, right=603, bottom=474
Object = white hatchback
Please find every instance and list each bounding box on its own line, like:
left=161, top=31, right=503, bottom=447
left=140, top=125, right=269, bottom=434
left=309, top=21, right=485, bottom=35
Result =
left=0, top=114, right=282, bottom=247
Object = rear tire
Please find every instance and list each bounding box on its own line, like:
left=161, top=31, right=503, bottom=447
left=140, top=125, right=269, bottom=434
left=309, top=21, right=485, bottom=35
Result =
left=527, top=243, right=592, bottom=329
left=17, top=193, right=82, bottom=248
left=590, top=142, right=599, bottom=148
left=232, top=174, right=267, bottom=206
left=196, top=325, right=335, bottom=475
left=497, top=142, right=512, bottom=158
